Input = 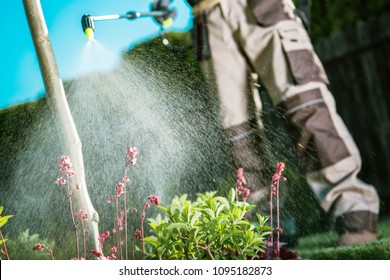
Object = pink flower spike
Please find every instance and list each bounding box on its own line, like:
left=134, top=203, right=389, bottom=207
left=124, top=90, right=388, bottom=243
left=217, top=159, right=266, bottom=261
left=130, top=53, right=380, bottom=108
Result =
left=126, top=147, right=139, bottom=166
left=58, top=156, right=71, bottom=166
left=134, top=229, right=142, bottom=239
left=75, top=209, right=89, bottom=221
left=115, top=182, right=125, bottom=197
left=148, top=195, right=160, bottom=205
left=242, top=187, right=250, bottom=197
left=55, top=177, right=67, bottom=185
left=33, top=243, right=44, bottom=251
left=67, top=170, right=75, bottom=178
left=98, top=231, right=110, bottom=243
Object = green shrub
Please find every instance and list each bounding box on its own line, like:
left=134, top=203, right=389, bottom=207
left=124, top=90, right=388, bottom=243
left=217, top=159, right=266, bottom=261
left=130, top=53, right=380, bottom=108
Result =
left=145, top=189, right=271, bottom=260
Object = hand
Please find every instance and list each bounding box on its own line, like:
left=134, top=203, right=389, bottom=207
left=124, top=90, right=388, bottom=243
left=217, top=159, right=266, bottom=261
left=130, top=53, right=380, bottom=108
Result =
left=151, top=0, right=177, bottom=27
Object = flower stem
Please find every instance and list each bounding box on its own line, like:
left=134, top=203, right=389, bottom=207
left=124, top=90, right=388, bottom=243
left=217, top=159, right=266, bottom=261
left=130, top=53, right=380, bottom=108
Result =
left=66, top=184, right=80, bottom=259
left=0, top=230, right=10, bottom=260
left=115, top=197, right=123, bottom=260
left=123, top=165, right=129, bottom=260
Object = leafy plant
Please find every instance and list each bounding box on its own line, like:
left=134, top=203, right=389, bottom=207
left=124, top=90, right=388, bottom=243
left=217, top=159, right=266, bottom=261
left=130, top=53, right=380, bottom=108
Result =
left=0, top=205, right=12, bottom=259
left=5, top=229, right=55, bottom=260
left=145, top=188, right=271, bottom=260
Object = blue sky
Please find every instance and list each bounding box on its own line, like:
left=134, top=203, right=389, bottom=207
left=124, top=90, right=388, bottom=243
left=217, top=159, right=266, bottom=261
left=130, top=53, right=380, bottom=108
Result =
left=1, top=0, right=192, bottom=109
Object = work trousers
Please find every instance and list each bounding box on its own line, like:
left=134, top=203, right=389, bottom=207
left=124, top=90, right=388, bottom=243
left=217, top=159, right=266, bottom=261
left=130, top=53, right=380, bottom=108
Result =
left=195, top=0, right=379, bottom=225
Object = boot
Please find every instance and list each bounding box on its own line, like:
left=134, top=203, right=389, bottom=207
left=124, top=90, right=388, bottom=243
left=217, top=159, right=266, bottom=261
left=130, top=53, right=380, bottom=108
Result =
left=335, top=210, right=378, bottom=246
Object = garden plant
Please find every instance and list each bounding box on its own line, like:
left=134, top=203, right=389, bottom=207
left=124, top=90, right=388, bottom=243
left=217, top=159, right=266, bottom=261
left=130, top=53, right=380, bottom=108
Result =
left=0, top=146, right=298, bottom=260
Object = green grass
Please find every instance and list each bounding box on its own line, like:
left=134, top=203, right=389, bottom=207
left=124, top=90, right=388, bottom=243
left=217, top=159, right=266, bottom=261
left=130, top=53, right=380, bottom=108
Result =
left=294, top=217, right=390, bottom=259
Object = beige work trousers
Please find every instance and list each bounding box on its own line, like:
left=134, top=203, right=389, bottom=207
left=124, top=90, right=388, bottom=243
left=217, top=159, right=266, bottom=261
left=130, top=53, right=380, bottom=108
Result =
left=199, top=0, right=380, bottom=217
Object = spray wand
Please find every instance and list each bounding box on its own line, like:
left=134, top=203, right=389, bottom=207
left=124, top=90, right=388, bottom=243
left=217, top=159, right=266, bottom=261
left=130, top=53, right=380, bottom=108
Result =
left=81, top=10, right=172, bottom=40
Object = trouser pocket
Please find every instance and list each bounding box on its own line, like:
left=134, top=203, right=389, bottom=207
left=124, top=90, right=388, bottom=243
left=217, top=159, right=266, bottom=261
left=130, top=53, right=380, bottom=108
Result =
left=277, top=22, right=329, bottom=85
left=247, top=0, right=295, bottom=26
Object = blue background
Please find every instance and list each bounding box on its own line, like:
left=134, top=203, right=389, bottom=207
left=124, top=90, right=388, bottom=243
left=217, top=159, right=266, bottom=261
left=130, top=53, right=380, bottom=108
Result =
left=1, top=0, right=191, bottom=109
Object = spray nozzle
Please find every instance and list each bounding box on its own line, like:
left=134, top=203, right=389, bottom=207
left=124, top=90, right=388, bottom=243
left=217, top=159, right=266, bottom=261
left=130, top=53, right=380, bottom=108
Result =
left=80, top=10, right=172, bottom=40
left=81, top=14, right=95, bottom=40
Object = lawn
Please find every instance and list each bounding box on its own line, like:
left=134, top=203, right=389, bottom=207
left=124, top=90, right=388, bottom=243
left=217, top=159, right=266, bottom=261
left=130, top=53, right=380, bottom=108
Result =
left=294, top=217, right=390, bottom=260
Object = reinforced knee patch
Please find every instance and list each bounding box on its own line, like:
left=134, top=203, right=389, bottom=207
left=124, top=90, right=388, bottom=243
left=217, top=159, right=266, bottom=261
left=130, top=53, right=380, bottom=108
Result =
left=278, top=88, right=351, bottom=173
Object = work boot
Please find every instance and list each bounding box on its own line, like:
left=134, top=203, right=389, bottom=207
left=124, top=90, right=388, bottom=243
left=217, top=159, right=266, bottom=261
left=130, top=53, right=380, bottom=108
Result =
left=338, top=230, right=377, bottom=246
left=335, top=210, right=378, bottom=246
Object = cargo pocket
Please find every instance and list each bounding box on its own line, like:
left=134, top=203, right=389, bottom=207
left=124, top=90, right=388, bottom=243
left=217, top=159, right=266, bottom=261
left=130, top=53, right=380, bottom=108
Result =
left=248, top=0, right=295, bottom=26
left=277, top=23, right=329, bottom=85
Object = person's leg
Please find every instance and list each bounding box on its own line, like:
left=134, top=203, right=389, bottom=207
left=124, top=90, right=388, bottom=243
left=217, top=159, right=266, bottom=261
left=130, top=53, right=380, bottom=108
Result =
left=234, top=1, right=379, bottom=245
left=197, top=3, right=269, bottom=205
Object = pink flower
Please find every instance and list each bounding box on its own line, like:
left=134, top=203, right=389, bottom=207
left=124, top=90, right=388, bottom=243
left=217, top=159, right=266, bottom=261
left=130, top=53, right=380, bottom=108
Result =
left=106, top=197, right=113, bottom=204
left=76, top=209, right=88, bottom=221
left=106, top=254, right=116, bottom=260
left=58, top=156, right=73, bottom=174
left=55, top=177, right=67, bottom=185
left=134, top=229, right=142, bottom=239
left=75, top=209, right=88, bottom=221
left=98, top=231, right=110, bottom=243
left=272, top=162, right=286, bottom=186
left=271, top=162, right=287, bottom=196
left=126, top=147, right=139, bottom=166
left=236, top=167, right=247, bottom=186
left=115, top=182, right=125, bottom=197
left=105, top=247, right=117, bottom=260
left=235, top=168, right=250, bottom=201
left=33, top=243, right=44, bottom=251
left=75, top=184, right=80, bottom=190
left=58, top=156, right=71, bottom=166
left=60, top=165, right=72, bottom=173
left=123, top=176, right=130, bottom=183
left=276, top=227, right=283, bottom=233
left=67, top=170, right=75, bottom=178
left=242, top=187, right=250, bottom=197
left=148, top=195, right=160, bottom=205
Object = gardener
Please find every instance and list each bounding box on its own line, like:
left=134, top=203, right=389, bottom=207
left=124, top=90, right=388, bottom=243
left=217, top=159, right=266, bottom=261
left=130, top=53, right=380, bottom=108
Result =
left=152, top=0, right=380, bottom=246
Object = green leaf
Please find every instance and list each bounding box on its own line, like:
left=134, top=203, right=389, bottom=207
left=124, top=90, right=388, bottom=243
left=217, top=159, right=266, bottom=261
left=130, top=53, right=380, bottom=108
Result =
left=0, top=215, right=12, bottom=228
left=190, top=211, right=202, bottom=227
left=157, top=205, right=168, bottom=213
left=228, top=188, right=236, bottom=203
left=143, top=236, right=158, bottom=247
left=245, top=229, right=255, bottom=242
left=0, top=206, right=3, bottom=215
left=215, top=203, right=227, bottom=217
left=167, top=222, right=188, bottom=231
left=183, top=201, right=191, bottom=221
left=201, top=208, right=215, bottom=219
